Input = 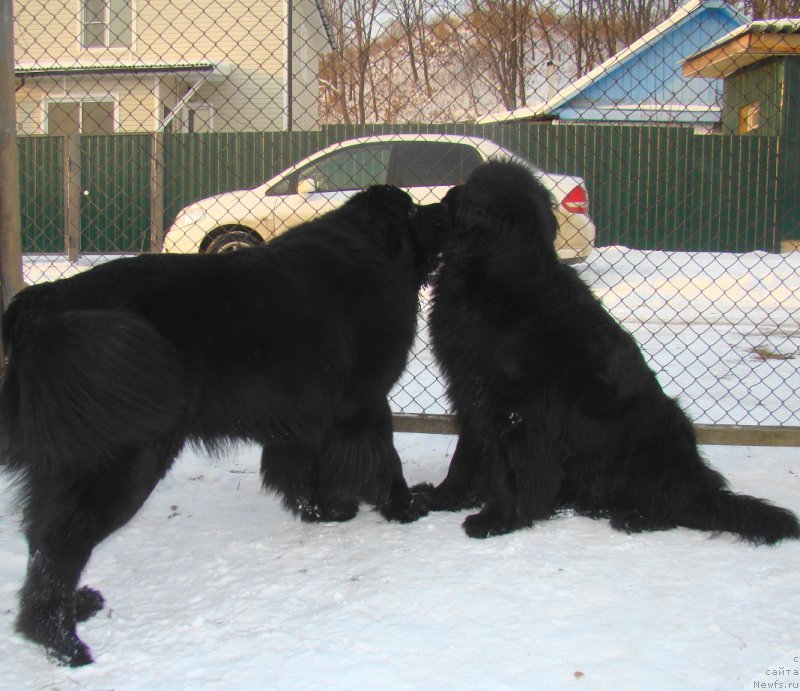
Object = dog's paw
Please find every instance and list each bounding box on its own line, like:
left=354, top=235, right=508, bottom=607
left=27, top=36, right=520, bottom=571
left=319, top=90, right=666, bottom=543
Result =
left=380, top=488, right=430, bottom=523
left=410, top=482, right=435, bottom=510
left=48, top=635, right=94, bottom=667
left=17, top=604, right=94, bottom=667
left=410, top=482, right=481, bottom=512
left=74, top=586, right=105, bottom=623
left=297, top=499, right=359, bottom=523
left=463, top=511, right=513, bottom=539
left=376, top=480, right=430, bottom=523
left=609, top=509, right=673, bottom=534
left=381, top=498, right=428, bottom=523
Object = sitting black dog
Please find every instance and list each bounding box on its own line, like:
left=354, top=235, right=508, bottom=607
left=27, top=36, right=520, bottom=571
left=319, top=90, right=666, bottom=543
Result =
left=416, top=160, right=799, bottom=546
left=0, top=185, right=444, bottom=666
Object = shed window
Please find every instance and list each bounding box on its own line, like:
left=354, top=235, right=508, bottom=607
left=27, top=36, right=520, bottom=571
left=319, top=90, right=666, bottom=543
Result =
left=738, top=102, right=760, bottom=134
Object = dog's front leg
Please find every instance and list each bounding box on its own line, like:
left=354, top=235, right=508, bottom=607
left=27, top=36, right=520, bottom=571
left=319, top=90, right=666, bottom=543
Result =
left=411, top=426, right=487, bottom=511
left=463, top=420, right=562, bottom=538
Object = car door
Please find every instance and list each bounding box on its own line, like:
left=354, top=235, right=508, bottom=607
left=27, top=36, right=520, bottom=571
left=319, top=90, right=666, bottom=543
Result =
left=260, top=143, right=393, bottom=236
left=390, top=141, right=484, bottom=205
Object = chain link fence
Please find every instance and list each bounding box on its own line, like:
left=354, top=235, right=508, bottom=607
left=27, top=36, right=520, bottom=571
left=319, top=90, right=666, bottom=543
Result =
left=5, top=0, right=800, bottom=440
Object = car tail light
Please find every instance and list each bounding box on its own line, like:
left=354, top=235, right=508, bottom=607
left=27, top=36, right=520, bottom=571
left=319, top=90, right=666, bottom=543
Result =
left=561, top=185, right=589, bottom=214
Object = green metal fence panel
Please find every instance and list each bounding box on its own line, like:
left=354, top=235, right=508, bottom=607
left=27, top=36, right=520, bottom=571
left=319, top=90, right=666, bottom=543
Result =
left=18, top=125, right=788, bottom=255
left=80, top=134, right=151, bottom=253
left=17, top=136, right=63, bottom=253
left=777, top=140, right=800, bottom=243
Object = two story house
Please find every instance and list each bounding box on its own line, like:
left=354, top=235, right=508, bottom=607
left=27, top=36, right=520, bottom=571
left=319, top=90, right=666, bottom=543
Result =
left=14, top=0, right=333, bottom=134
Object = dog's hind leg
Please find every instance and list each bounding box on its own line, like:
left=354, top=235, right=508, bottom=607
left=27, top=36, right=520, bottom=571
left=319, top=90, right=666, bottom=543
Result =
left=16, top=436, right=182, bottom=666
left=412, top=427, right=487, bottom=511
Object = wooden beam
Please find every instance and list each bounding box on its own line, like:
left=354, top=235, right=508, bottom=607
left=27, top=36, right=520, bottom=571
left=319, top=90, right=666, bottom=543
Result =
left=683, top=33, right=800, bottom=79
left=392, top=414, right=800, bottom=447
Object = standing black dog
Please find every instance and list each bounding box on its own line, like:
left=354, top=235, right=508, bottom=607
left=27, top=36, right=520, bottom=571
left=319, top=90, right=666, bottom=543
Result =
left=0, top=185, right=444, bottom=666
left=415, top=160, right=799, bottom=546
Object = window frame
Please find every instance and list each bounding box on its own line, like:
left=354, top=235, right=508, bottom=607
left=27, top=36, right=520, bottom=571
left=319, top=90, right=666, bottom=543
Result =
left=44, top=97, right=118, bottom=135
left=81, top=0, right=133, bottom=50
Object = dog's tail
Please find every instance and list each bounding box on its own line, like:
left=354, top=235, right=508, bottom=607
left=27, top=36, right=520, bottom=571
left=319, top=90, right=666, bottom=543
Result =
left=0, top=310, right=186, bottom=472
left=681, top=488, right=800, bottom=546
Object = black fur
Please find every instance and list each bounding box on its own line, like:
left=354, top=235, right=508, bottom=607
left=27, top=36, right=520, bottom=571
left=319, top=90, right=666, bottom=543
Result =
left=415, top=160, right=800, bottom=546
left=0, top=185, right=444, bottom=666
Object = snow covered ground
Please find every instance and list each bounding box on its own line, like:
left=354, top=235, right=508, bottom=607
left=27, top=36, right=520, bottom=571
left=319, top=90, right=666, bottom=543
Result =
left=2, top=247, right=797, bottom=688
left=0, top=436, right=798, bottom=689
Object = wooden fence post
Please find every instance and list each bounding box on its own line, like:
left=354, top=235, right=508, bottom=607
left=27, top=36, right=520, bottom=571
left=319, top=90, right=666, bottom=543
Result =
left=0, top=0, right=24, bottom=318
left=64, top=133, right=81, bottom=261
left=150, top=131, right=165, bottom=252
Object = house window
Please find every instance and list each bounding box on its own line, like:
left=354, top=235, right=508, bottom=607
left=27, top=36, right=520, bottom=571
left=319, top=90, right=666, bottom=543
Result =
left=738, top=102, right=760, bottom=134
left=83, top=0, right=132, bottom=49
left=47, top=100, right=115, bottom=135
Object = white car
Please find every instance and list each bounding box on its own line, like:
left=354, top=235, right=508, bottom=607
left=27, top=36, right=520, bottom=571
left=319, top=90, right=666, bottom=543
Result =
left=164, top=134, right=596, bottom=261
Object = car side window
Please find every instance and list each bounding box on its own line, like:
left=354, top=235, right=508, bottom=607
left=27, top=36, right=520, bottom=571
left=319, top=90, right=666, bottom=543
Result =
left=391, top=142, right=483, bottom=187
left=289, top=144, right=392, bottom=193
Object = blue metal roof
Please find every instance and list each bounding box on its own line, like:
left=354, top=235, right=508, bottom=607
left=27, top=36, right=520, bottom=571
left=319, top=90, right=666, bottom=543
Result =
left=479, top=0, right=747, bottom=124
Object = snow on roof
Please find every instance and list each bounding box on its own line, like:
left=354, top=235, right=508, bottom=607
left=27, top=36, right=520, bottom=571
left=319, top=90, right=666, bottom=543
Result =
left=686, top=17, right=800, bottom=57
left=682, top=17, right=800, bottom=78
left=14, top=59, right=233, bottom=82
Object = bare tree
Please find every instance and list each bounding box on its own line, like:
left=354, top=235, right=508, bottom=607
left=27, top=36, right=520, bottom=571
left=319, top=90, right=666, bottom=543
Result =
left=320, top=0, right=382, bottom=124
left=386, top=0, right=435, bottom=98
left=319, top=0, right=753, bottom=123
left=737, top=0, right=800, bottom=17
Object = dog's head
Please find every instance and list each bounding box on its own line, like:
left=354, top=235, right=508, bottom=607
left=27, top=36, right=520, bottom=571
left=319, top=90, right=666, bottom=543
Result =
left=347, top=185, right=448, bottom=286
left=441, top=159, right=558, bottom=259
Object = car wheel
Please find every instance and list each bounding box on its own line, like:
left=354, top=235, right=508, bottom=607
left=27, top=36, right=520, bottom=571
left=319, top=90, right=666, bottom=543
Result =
left=205, top=229, right=262, bottom=254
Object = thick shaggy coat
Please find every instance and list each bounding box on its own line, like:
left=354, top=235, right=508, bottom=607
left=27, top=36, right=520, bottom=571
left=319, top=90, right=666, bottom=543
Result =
left=0, top=185, right=443, bottom=666
left=416, top=160, right=800, bottom=546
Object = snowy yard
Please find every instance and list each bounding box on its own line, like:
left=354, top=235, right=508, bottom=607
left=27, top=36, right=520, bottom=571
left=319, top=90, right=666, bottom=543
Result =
left=0, top=437, right=798, bottom=689
left=2, top=246, right=798, bottom=688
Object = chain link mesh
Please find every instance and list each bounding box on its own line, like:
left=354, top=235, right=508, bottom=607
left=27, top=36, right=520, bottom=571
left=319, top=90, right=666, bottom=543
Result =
left=10, top=0, right=800, bottom=428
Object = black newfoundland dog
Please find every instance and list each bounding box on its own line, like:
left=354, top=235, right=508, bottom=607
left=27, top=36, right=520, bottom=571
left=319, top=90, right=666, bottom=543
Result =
left=0, top=185, right=444, bottom=666
left=415, top=160, right=799, bottom=546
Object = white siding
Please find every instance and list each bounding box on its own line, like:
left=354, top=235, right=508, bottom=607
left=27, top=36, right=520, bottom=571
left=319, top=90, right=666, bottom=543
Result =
left=15, top=0, right=323, bottom=132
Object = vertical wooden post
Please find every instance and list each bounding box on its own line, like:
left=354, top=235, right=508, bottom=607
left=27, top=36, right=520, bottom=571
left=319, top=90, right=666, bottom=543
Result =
left=150, top=131, right=164, bottom=252
left=0, top=0, right=24, bottom=317
left=64, top=133, right=81, bottom=261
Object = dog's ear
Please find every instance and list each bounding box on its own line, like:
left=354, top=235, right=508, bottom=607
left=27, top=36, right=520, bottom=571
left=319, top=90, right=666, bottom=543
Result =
left=353, top=185, right=415, bottom=259
left=442, top=185, right=461, bottom=215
